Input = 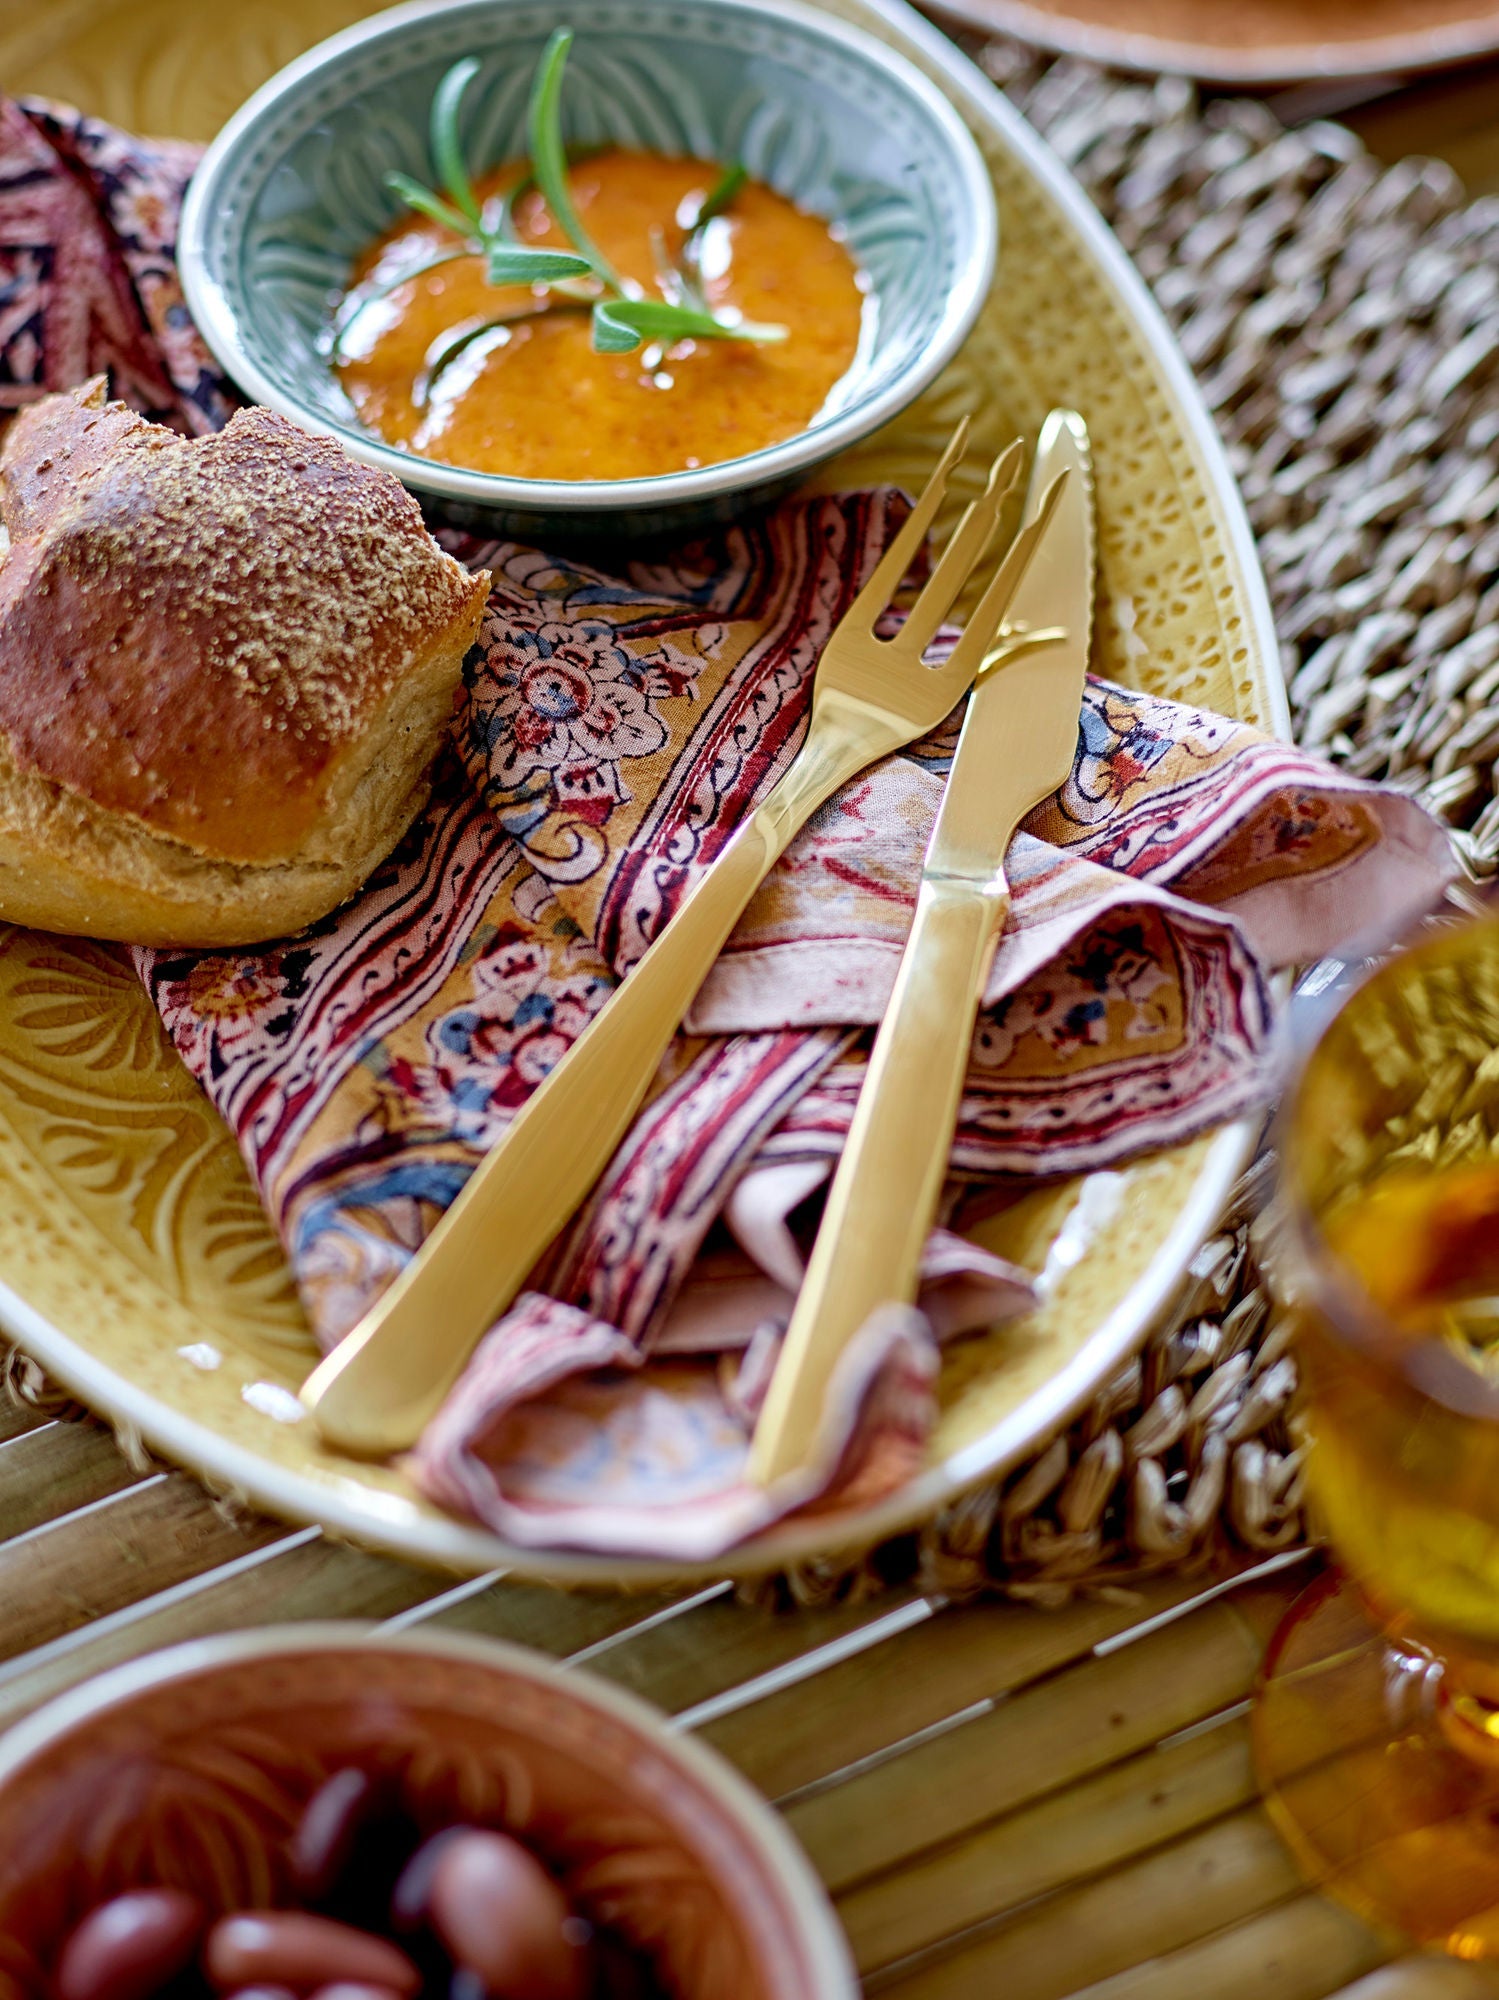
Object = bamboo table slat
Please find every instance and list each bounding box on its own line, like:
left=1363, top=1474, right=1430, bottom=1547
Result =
left=6, top=24, right=1499, bottom=2000
left=4, top=1392, right=1498, bottom=1998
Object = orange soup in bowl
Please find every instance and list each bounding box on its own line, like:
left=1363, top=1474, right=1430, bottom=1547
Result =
left=335, top=151, right=869, bottom=484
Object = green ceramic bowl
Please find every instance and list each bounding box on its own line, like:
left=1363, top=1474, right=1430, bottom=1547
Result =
left=178, top=0, right=996, bottom=542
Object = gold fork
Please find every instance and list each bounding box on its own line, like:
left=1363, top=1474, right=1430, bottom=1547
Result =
left=302, top=422, right=1066, bottom=1456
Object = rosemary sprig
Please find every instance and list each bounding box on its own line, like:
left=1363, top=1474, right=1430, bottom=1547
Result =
left=527, top=30, right=627, bottom=298
left=379, top=60, right=592, bottom=302
left=529, top=32, right=784, bottom=355
left=334, top=62, right=592, bottom=374
left=384, top=171, right=470, bottom=239
left=431, top=57, right=485, bottom=230
left=377, top=31, right=786, bottom=386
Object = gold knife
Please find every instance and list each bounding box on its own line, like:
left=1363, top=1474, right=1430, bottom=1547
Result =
left=748, top=409, right=1095, bottom=1489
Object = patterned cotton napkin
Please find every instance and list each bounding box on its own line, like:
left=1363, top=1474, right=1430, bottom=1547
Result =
left=0, top=97, right=1457, bottom=1557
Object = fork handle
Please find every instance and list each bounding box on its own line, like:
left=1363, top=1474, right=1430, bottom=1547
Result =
left=747, top=873, right=1009, bottom=1487
left=301, top=724, right=859, bottom=1456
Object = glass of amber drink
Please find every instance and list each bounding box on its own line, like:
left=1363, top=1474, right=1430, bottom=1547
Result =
left=1256, top=910, right=1499, bottom=1953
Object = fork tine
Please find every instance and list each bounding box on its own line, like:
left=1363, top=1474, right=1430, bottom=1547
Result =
left=940, top=470, right=1072, bottom=683
left=840, top=416, right=971, bottom=636
left=896, top=439, right=1025, bottom=658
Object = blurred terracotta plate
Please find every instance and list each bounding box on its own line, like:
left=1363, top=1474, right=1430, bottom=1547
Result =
left=927, top=0, right=1499, bottom=84
left=0, top=0, right=1282, bottom=1586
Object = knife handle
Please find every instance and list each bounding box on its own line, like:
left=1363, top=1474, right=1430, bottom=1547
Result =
left=747, top=873, right=1008, bottom=1487
left=300, top=724, right=860, bottom=1457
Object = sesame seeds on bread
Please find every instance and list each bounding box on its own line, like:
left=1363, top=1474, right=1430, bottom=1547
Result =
left=0, top=380, right=491, bottom=945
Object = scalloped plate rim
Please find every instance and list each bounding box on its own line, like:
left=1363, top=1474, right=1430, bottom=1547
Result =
left=0, top=1120, right=1255, bottom=1587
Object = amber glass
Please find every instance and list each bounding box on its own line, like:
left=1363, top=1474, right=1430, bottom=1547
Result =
left=1255, top=911, right=1499, bottom=1954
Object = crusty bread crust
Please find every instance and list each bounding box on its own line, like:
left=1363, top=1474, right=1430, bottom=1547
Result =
left=0, top=619, right=474, bottom=945
left=0, top=381, right=491, bottom=945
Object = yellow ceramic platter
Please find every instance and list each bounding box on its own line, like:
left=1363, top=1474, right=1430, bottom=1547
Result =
left=0, top=0, right=1283, bottom=1583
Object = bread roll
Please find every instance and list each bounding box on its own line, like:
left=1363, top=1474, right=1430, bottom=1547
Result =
left=0, top=380, right=491, bottom=946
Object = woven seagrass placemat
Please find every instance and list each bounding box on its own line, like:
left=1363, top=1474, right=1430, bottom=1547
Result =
left=5, top=40, right=1492, bottom=1603
left=757, top=37, right=1498, bottom=1608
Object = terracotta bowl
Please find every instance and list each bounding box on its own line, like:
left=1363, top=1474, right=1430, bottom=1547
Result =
left=0, top=1624, right=855, bottom=1999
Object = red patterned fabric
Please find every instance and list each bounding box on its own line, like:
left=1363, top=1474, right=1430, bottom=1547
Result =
left=1, top=99, right=1458, bottom=1557
left=0, top=98, right=227, bottom=428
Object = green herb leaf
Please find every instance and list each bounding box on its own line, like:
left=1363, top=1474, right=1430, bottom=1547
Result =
left=590, top=300, right=648, bottom=353
left=376, top=40, right=794, bottom=389
left=694, top=162, right=746, bottom=230
left=485, top=243, right=593, bottom=286
left=385, top=171, right=473, bottom=238
left=590, top=297, right=786, bottom=353
left=431, top=57, right=484, bottom=229
left=528, top=28, right=626, bottom=292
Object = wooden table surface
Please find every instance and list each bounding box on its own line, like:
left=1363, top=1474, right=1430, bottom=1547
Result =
left=6, top=15, right=1499, bottom=2000
left=1, top=1378, right=1495, bottom=2000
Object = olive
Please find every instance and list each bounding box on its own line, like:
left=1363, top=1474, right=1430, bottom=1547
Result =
left=203, top=1913, right=419, bottom=1996
left=289, top=1770, right=383, bottom=1901
left=56, top=1889, right=205, bottom=2000
left=428, top=1830, right=589, bottom=2000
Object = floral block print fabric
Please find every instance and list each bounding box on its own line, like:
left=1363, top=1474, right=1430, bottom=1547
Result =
left=0, top=98, right=228, bottom=429
left=1, top=97, right=1458, bottom=1557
